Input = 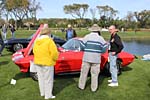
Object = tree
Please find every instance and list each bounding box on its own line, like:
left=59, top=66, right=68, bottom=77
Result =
left=64, top=3, right=89, bottom=19
left=124, top=11, right=136, bottom=29
left=0, top=0, right=9, bottom=21
left=134, top=10, right=150, bottom=28
left=28, top=0, right=41, bottom=22
left=24, top=0, right=42, bottom=30
left=90, top=8, right=97, bottom=24
left=126, top=11, right=135, bottom=22
left=6, top=0, right=30, bottom=28
left=64, top=3, right=89, bottom=27
left=96, top=5, right=118, bottom=27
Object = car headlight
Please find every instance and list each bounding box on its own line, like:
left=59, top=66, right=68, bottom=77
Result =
left=12, top=52, right=24, bottom=61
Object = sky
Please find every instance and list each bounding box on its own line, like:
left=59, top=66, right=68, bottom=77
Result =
left=36, top=0, right=150, bottom=19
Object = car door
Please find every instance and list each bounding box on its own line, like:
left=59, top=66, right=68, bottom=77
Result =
left=55, top=38, right=84, bottom=74
left=55, top=50, right=83, bottom=74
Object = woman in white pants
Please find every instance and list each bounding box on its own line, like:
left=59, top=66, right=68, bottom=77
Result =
left=33, top=26, right=58, bottom=99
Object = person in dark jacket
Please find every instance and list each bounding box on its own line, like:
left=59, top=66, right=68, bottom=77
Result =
left=0, top=32, right=5, bottom=56
left=108, top=25, right=124, bottom=87
left=65, top=24, right=77, bottom=40
left=10, top=24, right=16, bottom=38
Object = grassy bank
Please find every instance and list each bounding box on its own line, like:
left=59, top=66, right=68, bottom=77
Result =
left=52, top=30, right=150, bottom=41
left=0, top=29, right=150, bottom=100
left=4, top=29, right=150, bottom=41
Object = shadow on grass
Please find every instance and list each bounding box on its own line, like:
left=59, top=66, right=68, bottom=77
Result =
left=54, top=74, right=79, bottom=95
left=98, top=75, right=107, bottom=85
left=0, top=82, right=10, bottom=88
left=122, top=66, right=133, bottom=72
left=0, top=61, right=9, bottom=66
left=148, top=79, right=150, bottom=88
left=1, top=52, right=12, bottom=57
left=86, top=74, right=106, bottom=90
left=0, top=73, right=30, bottom=89
left=148, top=83, right=150, bottom=88
left=13, top=72, right=30, bottom=80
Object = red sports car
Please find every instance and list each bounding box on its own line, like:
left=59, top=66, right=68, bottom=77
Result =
left=12, top=25, right=135, bottom=80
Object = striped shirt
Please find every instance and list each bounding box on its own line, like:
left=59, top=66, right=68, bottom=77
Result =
left=82, top=32, right=107, bottom=63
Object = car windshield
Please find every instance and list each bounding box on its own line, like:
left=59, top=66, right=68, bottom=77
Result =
left=62, top=38, right=84, bottom=51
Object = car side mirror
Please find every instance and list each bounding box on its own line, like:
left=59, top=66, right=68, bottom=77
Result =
left=57, top=47, right=67, bottom=52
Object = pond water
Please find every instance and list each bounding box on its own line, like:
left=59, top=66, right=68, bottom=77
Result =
left=123, top=40, right=150, bottom=56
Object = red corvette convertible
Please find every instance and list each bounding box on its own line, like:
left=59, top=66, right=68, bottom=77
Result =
left=12, top=25, right=134, bottom=80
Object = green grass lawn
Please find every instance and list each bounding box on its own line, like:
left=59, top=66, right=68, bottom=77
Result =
left=0, top=49, right=150, bottom=100
left=0, top=29, right=150, bottom=100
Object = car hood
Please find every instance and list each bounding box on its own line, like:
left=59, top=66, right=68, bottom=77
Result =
left=6, top=38, right=31, bottom=43
left=8, top=38, right=30, bottom=41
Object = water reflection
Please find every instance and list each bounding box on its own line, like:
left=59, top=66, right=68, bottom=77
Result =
left=123, top=40, right=150, bottom=56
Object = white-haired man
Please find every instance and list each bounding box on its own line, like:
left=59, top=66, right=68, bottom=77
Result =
left=108, top=25, right=124, bottom=87
left=78, top=24, right=107, bottom=92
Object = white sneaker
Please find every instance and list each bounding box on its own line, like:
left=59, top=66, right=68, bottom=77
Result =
left=108, top=82, right=118, bottom=87
left=108, top=80, right=112, bottom=83
left=45, top=96, right=56, bottom=99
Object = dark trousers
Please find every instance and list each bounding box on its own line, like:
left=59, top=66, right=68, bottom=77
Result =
left=0, top=40, right=5, bottom=54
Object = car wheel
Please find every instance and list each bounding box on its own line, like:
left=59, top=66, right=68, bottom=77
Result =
left=13, top=43, right=24, bottom=52
left=30, top=72, right=38, bottom=81
left=103, top=60, right=122, bottom=76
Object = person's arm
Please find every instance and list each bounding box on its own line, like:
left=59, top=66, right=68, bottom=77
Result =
left=115, top=35, right=124, bottom=54
left=0, top=32, right=4, bottom=41
left=65, top=30, right=68, bottom=40
left=49, top=39, right=59, bottom=61
left=100, top=37, right=108, bottom=53
left=73, top=29, right=77, bottom=37
left=0, top=33, right=2, bottom=39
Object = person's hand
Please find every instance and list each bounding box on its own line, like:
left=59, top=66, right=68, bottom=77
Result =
left=111, top=52, right=116, bottom=56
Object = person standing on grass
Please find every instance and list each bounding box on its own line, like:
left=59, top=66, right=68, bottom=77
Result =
left=65, top=24, right=77, bottom=40
left=10, top=24, right=16, bottom=38
left=0, top=32, right=5, bottom=56
left=78, top=24, right=107, bottom=92
left=33, top=26, right=59, bottom=99
left=1, top=24, right=7, bottom=40
left=108, top=25, right=124, bottom=87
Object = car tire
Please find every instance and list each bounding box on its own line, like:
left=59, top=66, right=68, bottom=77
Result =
left=13, top=43, right=24, bottom=52
left=103, top=60, right=122, bottom=76
left=30, top=72, right=38, bottom=81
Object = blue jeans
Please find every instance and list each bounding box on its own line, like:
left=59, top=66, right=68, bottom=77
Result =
left=109, top=52, right=118, bottom=83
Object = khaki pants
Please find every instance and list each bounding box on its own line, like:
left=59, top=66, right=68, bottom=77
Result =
left=78, top=62, right=100, bottom=92
left=36, top=65, right=54, bottom=98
